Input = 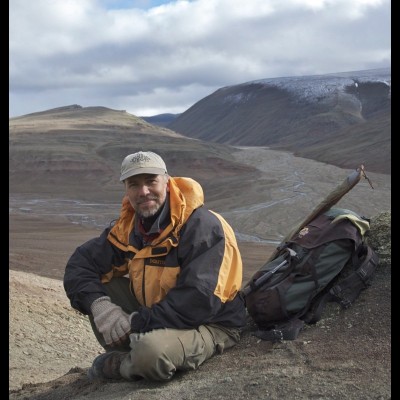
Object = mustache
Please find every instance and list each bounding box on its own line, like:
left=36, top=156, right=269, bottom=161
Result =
left=137, top=196, right=158, bottom=204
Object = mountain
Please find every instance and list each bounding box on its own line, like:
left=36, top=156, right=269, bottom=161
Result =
left=9, top=103, right=390, bottom=243
left=9, top=68, right=391, bottom=241
left=140, top=113, right=180, bottom=127
left=9, top=104, right=258, bottom=208
left=167, top=68, right=391, bottom=174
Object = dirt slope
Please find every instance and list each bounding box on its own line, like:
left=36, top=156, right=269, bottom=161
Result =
left=9, top=211, right=391, bottom=400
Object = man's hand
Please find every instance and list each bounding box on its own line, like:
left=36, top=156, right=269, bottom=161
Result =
left=90, top=296, right=131, bottom=346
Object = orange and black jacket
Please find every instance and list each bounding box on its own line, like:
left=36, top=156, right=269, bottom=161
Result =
left=64, top=177, right=247, bottom=332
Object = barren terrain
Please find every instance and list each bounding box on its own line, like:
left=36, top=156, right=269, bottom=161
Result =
left=9, top=102, right=391, bottom=400
left=9, top=145, right=391, bottom=400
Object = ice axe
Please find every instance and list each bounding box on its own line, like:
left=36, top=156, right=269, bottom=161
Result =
left=266, top=164, right=374, bottom=263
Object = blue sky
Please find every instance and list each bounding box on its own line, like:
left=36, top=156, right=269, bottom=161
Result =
left=9, top=0, right=391, bottom=118
left=100, top=0, right=175, bottom=9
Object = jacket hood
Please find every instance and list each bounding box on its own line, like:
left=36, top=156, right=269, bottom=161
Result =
left=168, top=177, right=204, bottom=227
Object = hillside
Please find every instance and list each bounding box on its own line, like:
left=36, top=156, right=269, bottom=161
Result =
left=9, top=208, right=391, bottom=400
left=167, top=68, right=391, bottom=174
left=9, top=105, right=256, bottom=204
left=9, top=106, right=390, bottom=241
left=140, top=113, right=181, bottom=127
left=9, top=89, right=391, bottom=398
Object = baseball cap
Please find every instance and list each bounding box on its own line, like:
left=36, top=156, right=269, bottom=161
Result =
left=120, top=151, right=168, bottom=181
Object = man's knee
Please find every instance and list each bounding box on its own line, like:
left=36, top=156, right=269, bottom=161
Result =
left=120, top=331, right=178, bottom=380
left=121, top=328, right=216, bottom=381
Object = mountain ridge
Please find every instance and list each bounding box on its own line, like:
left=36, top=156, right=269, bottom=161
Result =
left=167, top=67, right=390, bottom=174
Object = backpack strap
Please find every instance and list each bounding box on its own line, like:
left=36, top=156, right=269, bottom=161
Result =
left=328, top=244, right=379, bottom=308
left=302, top=244, right=378, bottom=324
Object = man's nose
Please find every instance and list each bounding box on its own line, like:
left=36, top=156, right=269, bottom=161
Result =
left=137, top=185, right=151, bottom=195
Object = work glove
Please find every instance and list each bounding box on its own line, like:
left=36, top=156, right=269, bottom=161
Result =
left=90, top=296, right=131, bottom=346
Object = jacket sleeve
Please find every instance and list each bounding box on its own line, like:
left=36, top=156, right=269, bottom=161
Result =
left=131, top=207, right=246, bottom=332
left=63, top=226, right=129, bottom=315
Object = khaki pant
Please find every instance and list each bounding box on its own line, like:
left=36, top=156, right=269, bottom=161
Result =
left=88, top=277, right=241, bottom=381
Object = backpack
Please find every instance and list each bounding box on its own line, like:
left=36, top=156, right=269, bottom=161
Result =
left=242, top=207, right=379, bottom=342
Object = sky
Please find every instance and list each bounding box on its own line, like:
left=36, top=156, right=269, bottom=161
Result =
left=9, top=0, right=391, bottom=118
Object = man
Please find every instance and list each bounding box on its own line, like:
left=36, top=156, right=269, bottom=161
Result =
left=63, top=150, right=247, bottom=382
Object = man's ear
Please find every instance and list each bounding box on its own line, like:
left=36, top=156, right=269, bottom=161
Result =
left=166, top=177, right=170, bottom=192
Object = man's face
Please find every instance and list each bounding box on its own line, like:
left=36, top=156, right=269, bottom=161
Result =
left=124, top=174, right=169, bottom=218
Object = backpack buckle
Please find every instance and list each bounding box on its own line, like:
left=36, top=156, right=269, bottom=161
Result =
left=271, top=329, right=284, bottom=342
left=339, top=298, right=352, bottom=309
left=253, top=328, right=284, bottom=342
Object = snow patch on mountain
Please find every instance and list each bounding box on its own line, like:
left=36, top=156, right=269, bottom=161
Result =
left=222, top=67, right=391, bottom=105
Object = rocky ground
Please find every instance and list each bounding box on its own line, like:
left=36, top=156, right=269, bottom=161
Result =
left=9, top=208, right=391, bottom=400
left=9, top=138, right=391, bottom=400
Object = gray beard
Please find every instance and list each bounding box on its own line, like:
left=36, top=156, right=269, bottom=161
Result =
left=136, top=204, right=161, bottom=219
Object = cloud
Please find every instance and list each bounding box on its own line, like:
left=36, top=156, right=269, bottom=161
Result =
left=9, top=0, right=391, bottom=117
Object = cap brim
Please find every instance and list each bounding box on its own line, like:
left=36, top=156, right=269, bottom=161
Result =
left=120, top=167, right=167, bottom=181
